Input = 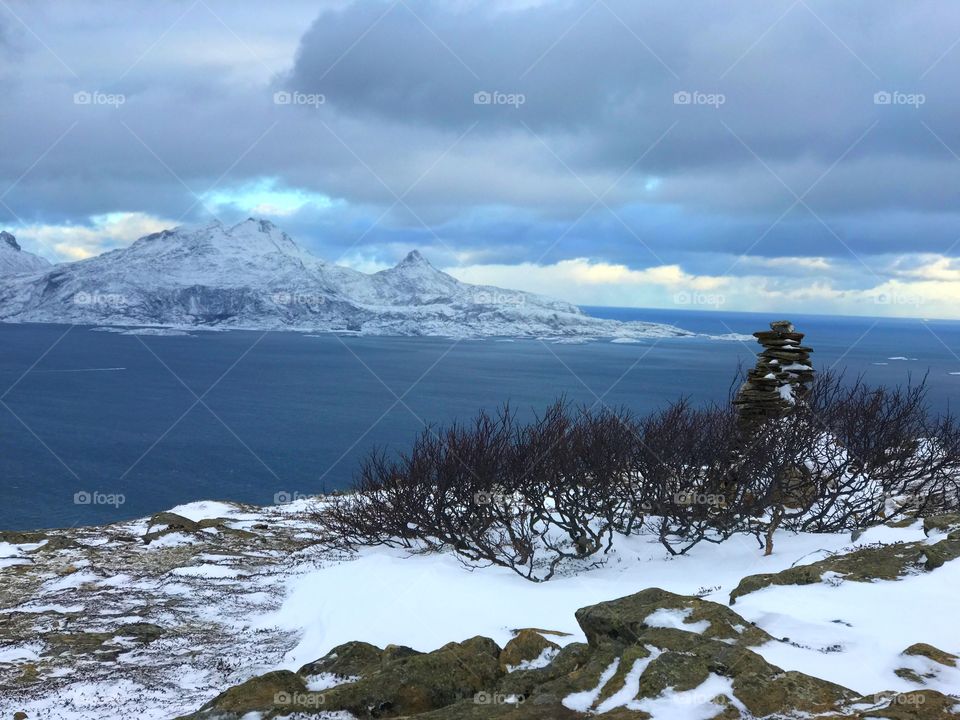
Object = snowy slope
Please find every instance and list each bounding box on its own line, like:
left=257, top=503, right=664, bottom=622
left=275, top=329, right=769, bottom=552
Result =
left=0, top=219, right=693, bottom=339
left=1, top=499, right=957, bottom=720
left=0, top=231, right=50, bottom=275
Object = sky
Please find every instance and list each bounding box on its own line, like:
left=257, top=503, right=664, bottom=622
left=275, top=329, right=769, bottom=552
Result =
left=1, top=0, right=959, bottom=318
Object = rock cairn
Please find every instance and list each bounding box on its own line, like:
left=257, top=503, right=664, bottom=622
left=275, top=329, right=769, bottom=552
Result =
left=733, top=320, right=814, bottom=428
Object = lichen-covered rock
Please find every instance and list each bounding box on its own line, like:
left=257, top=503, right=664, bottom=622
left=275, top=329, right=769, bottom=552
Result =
left=297, top=640, right=385, bottom=679
left=903, top=643, right=958, bottom=668
left=318, top=636, right=504, bottom=718
left=576, top=587, right=771, bottom=645
left=845, top=690, right=960, bottom=719
left=182, top=670, right=311, bottom=717
left=499, top=630, right=559, bottom=672
left=729, top=537, right=960, bottom=603
left=176, top=588, right=941, bottom=720
left=923, top=514, right=960, bottom=539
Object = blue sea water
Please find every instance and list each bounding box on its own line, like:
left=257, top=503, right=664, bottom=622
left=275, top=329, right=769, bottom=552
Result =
left=1, top=308, right=959, bottom=530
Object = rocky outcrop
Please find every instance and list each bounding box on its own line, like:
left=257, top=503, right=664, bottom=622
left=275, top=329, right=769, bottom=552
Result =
left=0, top=230, right=50, bottom=275
left=177, top=588, right=938, bottom=720
left=729, top=524, right=960, bottom=603
left=499, top=629, right=560, bottom=672
left=733, top=320, right=815, bottom=428
left=2, top=230, right=21, bottom=251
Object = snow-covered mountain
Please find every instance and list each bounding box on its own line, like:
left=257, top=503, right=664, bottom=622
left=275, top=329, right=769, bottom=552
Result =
left=0, top=231, right=51, bottom=275
left=0, top=218, right=692, bottom=339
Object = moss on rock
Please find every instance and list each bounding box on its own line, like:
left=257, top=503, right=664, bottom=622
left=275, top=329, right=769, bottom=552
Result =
left=318, top=636, right=503, bottom=718
left=923, top=514, right=960, bottom=538
left=903, top=643, right=958, bottom=668
left=576, top=587, right=771, bottom=646
left=730, top=537, right=960, bottom=603
left=499, top=630, right=559, bottom=672
left=297, top=640, right=385, bottom=680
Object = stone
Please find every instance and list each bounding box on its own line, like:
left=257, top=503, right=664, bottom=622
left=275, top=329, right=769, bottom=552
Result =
left=192, top=670, right=311, bottom=715
left=923, top=514, right=960, bottom=538
left=297, top=640, right=385, bottom=679
left=849, top=690, right=960, bottom=719
left=499, top=630, right=559, bottom=672
left=317, top=636, right=504, bottom=717
left=902, top=643, right=958, bottom=668
left=734, top=321, right=815, bottom=430
left=177, top=587, right=945, bottom=719
left=115, top=622, right=165, bottom=644
left=730, top=536, right=960, bottom=603
left=575, top=587, right=772, bottom=648
left=1, top=230, right=20, bottom=251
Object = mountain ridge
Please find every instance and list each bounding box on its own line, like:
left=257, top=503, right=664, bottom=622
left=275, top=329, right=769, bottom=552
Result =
left=0, top=219, right=695, bottom=339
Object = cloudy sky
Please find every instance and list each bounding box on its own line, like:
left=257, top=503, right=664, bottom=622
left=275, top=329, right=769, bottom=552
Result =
left=1, top=0, right=959, bottom=317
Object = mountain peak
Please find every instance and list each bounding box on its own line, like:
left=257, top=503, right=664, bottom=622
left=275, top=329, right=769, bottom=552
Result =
left=398, top=249, right=430, bottom=267
left=233, top=217, right=277, bottom=233
left=1, top=231, right=21, bottom=252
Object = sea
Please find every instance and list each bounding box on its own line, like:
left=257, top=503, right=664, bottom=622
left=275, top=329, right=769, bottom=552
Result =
left=2, top=307, right=958, bottom=530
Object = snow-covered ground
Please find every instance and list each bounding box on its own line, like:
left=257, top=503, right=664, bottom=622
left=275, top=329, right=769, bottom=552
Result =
left=1, top=498, right=958, bottom=719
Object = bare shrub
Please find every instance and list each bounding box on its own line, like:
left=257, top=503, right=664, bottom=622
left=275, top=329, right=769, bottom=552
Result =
left=312, top=374, right=960, bottom=579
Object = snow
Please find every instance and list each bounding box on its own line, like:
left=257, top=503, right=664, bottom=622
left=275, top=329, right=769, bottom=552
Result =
left=594, top=648, right=661, bottom=713
left=92, top=326, right=193, bottom=336
left=630, top=674, right=748, bottom=719
left=0, top=231, right=50, bottom=275
left=735, top=557, right=960, bottom=695
left=168, top=500, right=246, bottom=522
left=643, top=607, right=710, bottom=634
left=304, top=672, right=361, bottom=691
left=171, top=564, right=247, bottom=579
left=2, top=498, right=957, bottom=720
left=0, top=643, right=42, bottom=663
left=562, top=658, right=621, bottom=711
left=778, top=383, right=796, bottom=404
left=507, top=646, right=560, bottom=672
left=257, top=519, right=946, bottom=703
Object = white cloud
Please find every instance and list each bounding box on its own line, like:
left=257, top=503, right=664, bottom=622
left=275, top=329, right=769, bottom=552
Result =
left=446, top=257, right=960, bottom=319
left=16, top=212, right=176, bottom=262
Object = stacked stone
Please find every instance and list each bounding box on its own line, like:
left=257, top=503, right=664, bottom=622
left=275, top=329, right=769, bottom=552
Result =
left=733, top=320, right=814, bottom=428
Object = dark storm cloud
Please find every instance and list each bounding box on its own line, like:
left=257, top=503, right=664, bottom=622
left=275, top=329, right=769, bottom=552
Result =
left=1, top=0, right=960, bottom=289
left=286, top=1, right=960, bottom=170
